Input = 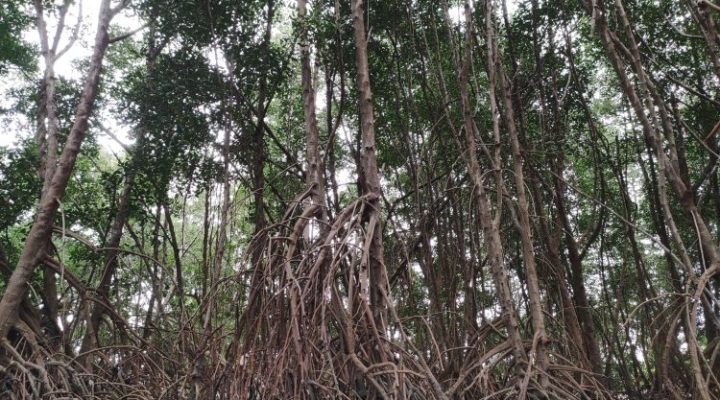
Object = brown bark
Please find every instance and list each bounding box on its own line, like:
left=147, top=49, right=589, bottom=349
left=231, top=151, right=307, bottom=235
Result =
left=79, top=34, right=164, bottom=357
left=451, top=0, right=527, bottom=366
left=299, top=0, right=329, bottom=331
left=582, top=1, right=720, bottom=396
left=163, top=202, right=187, bottom=354
left=552, top=164, right=605, bottom=375
left=0, top=247, right=44, bottom=342
left=488, top=0, right=549, bottom=381
left=0, top=0, right=116, bottom=340
left=684, top=0, right=720, bottom=82
left=35, top=0, right=79, bottom=196
left=35, top=0, right=77, bottom=351
left=230, top=4, right=277, bottom=391
left=81, top=130, right=146, bottom=355
left=299, top=0, right=326, bottom=212
left=351, top=0, right=388, bottom=332
left=250, top=0, right=275, bottom=269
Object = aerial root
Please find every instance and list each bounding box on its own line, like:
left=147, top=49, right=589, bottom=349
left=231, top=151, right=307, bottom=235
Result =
left=208, top=193, right=617, bottom=399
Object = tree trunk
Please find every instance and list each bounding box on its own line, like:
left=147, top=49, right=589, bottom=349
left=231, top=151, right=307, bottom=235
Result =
left=0, top=0, right=116, bottom=340
left=449, top=0, right=527, bottom=367
left=489, top=0, right=549, bottom=381
left=351, top=0, right=388, bottom=334
left=35, top=0, right=74, bottom=352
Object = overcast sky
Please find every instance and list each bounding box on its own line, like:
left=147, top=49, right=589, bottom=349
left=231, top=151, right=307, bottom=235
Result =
left=1, top=0, right=519, bottom=153
left=1, top=0, right=142, bottom=154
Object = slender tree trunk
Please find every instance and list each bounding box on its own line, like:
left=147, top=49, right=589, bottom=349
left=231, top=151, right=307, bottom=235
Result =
left=0, top=0, right=116, bottom=340
left=80, top=128, right=145, bottom=358
left=552, top=162, right=605, bottom=375
left=300, top=0, right=326, bottom=212
left=250, top=0, right=275, bottom=269
left=450, top=0, right=527, bottom=367
left=488, top=0, right=549, bottom=381
left=582, top=2, right=720, bottom=395
left=35, top=0, right=75, bottom=351
left=79, top=34, right=163, bottom=357
left=231, top=6, right=277, bottom=392
left=351, top=0, right=388, bottom=334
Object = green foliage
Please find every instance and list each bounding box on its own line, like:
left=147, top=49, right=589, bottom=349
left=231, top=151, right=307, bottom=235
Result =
left=0, top=141, right=40, bottom=229
left=0, top=1, right=35, bottom=75
left=2, top=1, right=720, bottom=397
left=121, top=50, right=224, bottom=196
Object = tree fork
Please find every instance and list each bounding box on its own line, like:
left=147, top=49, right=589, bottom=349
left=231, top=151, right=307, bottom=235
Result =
left=0, top=0, right=117, bottom=340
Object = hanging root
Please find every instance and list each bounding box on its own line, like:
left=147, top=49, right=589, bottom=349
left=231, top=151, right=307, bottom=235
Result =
left=211, top=192, right=616, bottom=399
left=0, top=335, right=171, bottom=399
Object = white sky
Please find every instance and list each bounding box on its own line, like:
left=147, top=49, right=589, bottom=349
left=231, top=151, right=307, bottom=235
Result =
left=0, top=0, right=519, bottom=153
left=0, top=0, right=142, bottom=153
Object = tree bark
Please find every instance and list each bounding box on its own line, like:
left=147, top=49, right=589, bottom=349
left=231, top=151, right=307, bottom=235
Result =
left=79, top=34, right=163, bottom=357
left=489, top=0, right=549, bottom=381
left=351, top=0, right=388, bottom=333
left=79, top=129, right=145, bottom=357
left=299, top=0, right=326, bottom=212
left=449, top=0, right=527, bottom=367
left=35, top=0, right=75, bottom=351
left=581, top=1, right=720, bottom=396
left=0, top=0, right=116, bottom=340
